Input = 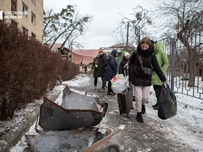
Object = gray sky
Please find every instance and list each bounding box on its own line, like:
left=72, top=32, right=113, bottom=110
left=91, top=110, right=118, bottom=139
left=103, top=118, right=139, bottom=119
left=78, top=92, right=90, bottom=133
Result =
left=43, top=0, right=157, bottom=49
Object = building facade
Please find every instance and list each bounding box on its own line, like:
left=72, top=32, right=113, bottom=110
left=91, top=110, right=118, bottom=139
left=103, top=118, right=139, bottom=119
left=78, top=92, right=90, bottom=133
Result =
left=48, top=42, right=136, bottom=65
left=0, top=0, right=43, bottom=42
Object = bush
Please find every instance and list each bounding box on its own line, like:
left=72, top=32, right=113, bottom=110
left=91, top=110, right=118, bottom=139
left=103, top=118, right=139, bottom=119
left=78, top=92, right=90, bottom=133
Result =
left=0, top=21, right=79, bottom=120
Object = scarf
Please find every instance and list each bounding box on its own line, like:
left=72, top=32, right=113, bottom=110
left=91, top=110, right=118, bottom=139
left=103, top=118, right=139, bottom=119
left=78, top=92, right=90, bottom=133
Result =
left=137, top=41, right=154, bottom=57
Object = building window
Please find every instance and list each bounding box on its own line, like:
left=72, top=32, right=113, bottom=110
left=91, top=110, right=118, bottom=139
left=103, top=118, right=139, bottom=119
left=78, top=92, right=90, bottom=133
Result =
left=31, top=32, right=36, bottom=39
left=22, top=2, right=28, bottom=17
left=31, top=12, right=36, bottom=25
left=11, top=0, right=17, bottom=12
left=31, top=0, right=36, bottom=5
left=22, top=26, right=28, bottom=36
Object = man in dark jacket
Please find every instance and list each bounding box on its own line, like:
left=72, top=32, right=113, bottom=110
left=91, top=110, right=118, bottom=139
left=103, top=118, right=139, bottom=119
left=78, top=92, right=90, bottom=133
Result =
left=105, top=49, right=118, bottom=95
left=97, top=48, right=107, bottom=92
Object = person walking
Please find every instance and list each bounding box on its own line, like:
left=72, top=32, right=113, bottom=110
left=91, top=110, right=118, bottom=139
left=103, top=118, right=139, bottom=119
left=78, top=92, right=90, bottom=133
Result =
left=105, top=49, right=118, bottom=95
left=125, top=37, right=167, bottom=123
left=119, top=51, right=136, bottom=101
left=91, top=55, right=100, bottom=90
left=84, top=64, right=87, bottom=74
left=151, top=41, right=169, bottom=110
left=97, top=48, right=107, bottom=92
left=118, top=52, right=130, bottom=76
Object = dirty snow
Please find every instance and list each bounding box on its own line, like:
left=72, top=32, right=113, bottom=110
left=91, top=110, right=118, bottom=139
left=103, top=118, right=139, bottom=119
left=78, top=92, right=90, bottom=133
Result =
left=7, top=74, right=203, bottom=152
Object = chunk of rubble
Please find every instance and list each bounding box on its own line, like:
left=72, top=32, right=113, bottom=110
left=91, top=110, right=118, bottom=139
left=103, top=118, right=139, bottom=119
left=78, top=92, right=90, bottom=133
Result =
left=39, top=86, right=108, bottom=130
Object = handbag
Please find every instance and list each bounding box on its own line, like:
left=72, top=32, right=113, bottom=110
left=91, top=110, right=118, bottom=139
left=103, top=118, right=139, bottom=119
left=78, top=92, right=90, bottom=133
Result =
left=143, top=67, right=152, bottom=75
left=158, top=83, right=177, bottom=120
left=137, top=53, right=152, bottom=76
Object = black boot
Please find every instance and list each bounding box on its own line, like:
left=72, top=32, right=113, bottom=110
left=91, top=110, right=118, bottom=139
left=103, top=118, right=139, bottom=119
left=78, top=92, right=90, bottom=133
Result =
left=136, top=112, right=144, bottom=123
left=153, top=105, right=158, bottom=110
left=132, top=96, right=135, bottom=101
left=141, top=105, right=145, bottom=114
left=107, top=92, right=115, bottom=95
left=152, top=103, right=158, bottom=107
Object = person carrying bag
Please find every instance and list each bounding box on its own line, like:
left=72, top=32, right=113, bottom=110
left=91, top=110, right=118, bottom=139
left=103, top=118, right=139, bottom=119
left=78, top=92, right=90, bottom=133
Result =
left=158, top=83, right=177, bottom=120
left=125, top=37, right=167, bottom=123
left=137, top=52, right=153, bottom=76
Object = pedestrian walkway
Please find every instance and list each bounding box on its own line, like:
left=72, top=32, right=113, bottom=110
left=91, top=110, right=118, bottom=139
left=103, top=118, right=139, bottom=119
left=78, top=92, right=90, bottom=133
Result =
left=1, top=74, right=198, bottom=152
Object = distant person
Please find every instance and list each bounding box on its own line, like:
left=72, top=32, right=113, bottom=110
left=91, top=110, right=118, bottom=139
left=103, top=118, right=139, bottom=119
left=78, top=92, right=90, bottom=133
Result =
left=91, top=55, right=100, bottom=90
left=105, top=49, right=118, bottom=95
left=125, top=37, right=167, bottom=123
left=97, top=48, right=107, bottom=92
left=84, top=64, right=87, bottom=74
left=151, top=41, right=169, bottom=110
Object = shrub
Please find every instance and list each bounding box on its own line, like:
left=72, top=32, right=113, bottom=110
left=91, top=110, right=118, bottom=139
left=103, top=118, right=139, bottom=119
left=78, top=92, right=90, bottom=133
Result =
left=0, top=21, right=79, bottom=120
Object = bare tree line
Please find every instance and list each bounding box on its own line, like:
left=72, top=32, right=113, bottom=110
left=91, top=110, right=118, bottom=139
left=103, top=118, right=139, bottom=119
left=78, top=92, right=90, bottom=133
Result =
left=43, top=1, right=203, bottom=87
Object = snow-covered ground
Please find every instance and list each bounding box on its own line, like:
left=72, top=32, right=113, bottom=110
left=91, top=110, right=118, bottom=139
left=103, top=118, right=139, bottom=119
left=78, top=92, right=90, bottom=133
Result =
left=7, top=74, right=203, bottom=152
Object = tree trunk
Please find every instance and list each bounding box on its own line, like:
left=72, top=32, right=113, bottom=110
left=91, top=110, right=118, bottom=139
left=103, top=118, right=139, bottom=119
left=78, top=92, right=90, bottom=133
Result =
left=177, top=20, right=195, bottom=87
left=60, top=22, right=80, bottom=49
left=188, top=52, right=196, bottom=87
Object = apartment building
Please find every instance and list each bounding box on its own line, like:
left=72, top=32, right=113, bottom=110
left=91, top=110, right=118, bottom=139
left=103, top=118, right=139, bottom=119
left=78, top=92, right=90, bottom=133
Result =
left=0, top=0, right=43, bottom=42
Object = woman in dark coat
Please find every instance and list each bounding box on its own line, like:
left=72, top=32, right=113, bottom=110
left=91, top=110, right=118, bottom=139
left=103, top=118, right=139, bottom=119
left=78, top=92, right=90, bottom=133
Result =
left=118, top=51, right=135, bottom=100
left=91, top=55, right=100, bottom=89
left=97, top=49, right=108, bottom=92
left=105, top=49, right=118, bottom=95
left=118, top=52, right=130, bottom=76
left=126, top=37, right=166, bottom=123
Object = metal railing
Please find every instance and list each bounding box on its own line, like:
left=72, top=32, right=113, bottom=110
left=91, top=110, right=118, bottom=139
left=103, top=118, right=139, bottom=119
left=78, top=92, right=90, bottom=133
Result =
left=161, top=34, right=203, bottom=99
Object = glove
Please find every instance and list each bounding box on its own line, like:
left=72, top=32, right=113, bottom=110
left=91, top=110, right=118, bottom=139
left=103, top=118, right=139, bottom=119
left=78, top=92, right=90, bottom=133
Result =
left=95, top=64, right=98, bottom=68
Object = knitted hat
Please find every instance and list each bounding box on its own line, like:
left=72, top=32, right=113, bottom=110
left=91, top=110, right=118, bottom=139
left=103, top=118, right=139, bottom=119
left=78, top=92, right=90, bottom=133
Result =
left=124, top=52, right=130, bottom=57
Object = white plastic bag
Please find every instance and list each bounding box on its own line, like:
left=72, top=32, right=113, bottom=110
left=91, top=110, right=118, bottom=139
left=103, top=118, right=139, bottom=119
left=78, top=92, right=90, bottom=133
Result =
left=111, top=74, right=129, bottom=93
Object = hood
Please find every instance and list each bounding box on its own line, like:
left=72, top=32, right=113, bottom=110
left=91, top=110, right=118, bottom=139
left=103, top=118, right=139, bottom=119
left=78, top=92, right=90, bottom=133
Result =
left=155, top=41, right=164, bottom=54
left=94, top=55, right=99, bottom=63
left=137, top=41, right=154, bottom=57
left=111, top=49, right=118, bottom=57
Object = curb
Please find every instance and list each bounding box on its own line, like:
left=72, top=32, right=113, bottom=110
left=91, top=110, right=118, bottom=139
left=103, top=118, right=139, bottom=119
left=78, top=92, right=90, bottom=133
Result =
left=0, top=91, right=61, bottom=152
left=0, top=106, right=40, bottom=152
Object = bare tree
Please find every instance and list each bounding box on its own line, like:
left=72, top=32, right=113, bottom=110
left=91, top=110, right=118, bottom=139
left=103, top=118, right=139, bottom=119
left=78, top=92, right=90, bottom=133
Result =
left=112, top=23, right=127, bottom=45
left=155, top=0, right=203, bottom=87
left=43, top=5, right=92, bottom=49
left=113, top=5, right=152, bottom=47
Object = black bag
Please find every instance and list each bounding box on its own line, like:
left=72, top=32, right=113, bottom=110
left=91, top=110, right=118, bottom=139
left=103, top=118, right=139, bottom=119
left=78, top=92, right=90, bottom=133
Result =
left=143, top=67, right=152, bottom=76
left=138, top=53, right=152, bottom=76
left=158, top=83, right=177, bottom=120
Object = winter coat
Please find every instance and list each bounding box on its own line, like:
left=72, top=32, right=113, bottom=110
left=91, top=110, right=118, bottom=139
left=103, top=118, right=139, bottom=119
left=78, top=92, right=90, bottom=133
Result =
left=118, top=56, right=129, bottom=76
left=91, top=55, right=100, bottom=77
left=97, top=53, right=107, bottom=77
left=151, top=41, right=169, bottom=86
left=105, top=50, right=118, bottom=81
left=128, top=41, right=166, bottom=86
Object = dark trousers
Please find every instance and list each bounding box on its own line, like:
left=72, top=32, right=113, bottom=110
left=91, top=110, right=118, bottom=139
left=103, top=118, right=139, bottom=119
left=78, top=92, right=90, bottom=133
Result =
left=101, top=76, right=106, bottom=89
left=94, top=77, right=98, bottom=86
left=107, top=80, right=113, bottom=93
left=153, top=85, right=162, bottom=103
